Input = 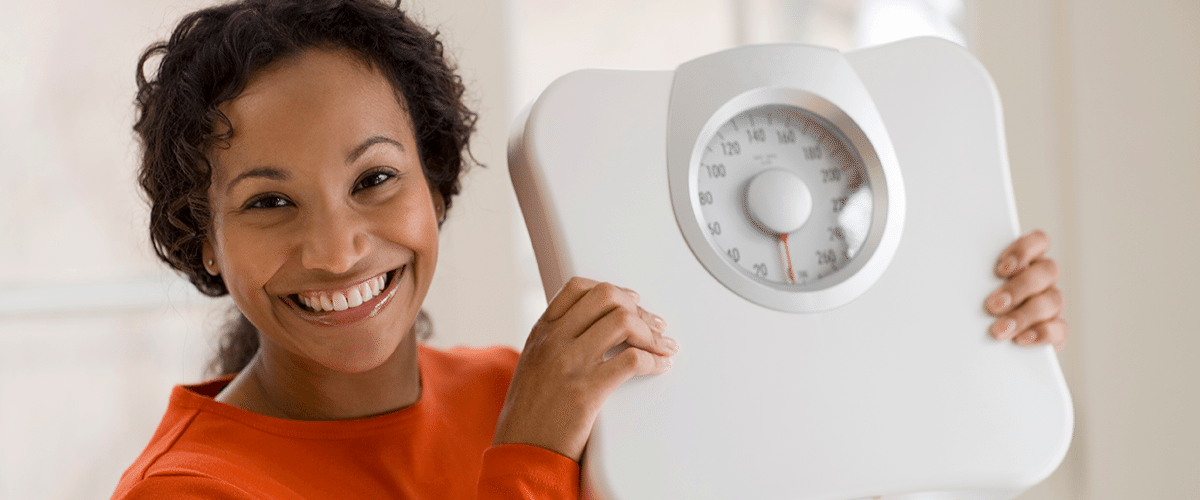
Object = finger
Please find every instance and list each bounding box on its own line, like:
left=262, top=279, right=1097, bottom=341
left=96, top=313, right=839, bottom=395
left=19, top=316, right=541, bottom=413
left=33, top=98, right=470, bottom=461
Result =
left=990, top=286, right=1064, bottom=341
left=551, top=282, right=639, bottom=341
left=578, top=306, right=678, bottom=359
left=636, top=305, right=667, bottom=335
left=596, top=345, right=673, bottom=391
left=1014, top=317, right=1069, bottom=351
left=633, top=306, right=678, bottom=354
left=995, top=230, right=1051, bottom=278
left=541, top=277, right=599, bottom=322
left=985, top=258, right=1060, bottom=315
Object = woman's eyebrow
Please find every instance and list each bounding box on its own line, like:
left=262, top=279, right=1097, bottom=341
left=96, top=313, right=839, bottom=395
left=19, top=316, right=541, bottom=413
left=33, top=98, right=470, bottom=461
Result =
left=347, top=136, right=404, bottom=163
left=226, top=167, right=290, bottom=195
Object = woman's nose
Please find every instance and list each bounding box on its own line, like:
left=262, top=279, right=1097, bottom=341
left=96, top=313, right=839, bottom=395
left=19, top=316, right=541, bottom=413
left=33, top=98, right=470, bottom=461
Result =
left=299, top=204, right=371, bottom=274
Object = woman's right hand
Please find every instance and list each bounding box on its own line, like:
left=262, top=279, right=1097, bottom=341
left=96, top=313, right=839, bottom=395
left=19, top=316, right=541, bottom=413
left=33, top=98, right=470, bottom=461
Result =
left=492, top=277, right=679, bottom=462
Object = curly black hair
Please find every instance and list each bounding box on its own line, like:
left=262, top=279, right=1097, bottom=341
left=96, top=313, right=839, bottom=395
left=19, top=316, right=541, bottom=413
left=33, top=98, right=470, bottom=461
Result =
left=134, top=0, right=476, bottom=375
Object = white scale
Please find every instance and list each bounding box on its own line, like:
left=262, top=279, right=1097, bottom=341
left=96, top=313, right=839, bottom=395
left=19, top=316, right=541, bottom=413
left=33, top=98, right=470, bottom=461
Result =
left=507, top=38, right=1073, bottom=500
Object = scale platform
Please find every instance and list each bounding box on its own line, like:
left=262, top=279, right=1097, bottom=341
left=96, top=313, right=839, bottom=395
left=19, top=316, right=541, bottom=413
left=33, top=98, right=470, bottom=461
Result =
left=507, top=37, right=1072, bottom=500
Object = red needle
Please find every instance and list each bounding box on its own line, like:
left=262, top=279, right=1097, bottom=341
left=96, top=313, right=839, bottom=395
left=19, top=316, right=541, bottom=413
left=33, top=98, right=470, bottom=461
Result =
left=780, top=233, right=795, bottom=284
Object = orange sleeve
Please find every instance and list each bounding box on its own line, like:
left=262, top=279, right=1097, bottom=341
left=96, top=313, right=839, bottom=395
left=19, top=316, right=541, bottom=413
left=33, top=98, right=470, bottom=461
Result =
left=117, top=475, right=256, bottom=500
left=477, top=443, right=580, bottom=500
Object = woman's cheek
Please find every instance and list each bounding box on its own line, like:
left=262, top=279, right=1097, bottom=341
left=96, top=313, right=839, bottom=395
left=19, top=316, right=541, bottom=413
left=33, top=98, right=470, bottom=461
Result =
left=219, top=224, right=284, bottom=303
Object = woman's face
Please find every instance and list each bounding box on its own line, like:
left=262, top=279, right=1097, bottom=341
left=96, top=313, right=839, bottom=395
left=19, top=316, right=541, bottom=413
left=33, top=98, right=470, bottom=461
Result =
left=203, top=48, right=441, bottom=373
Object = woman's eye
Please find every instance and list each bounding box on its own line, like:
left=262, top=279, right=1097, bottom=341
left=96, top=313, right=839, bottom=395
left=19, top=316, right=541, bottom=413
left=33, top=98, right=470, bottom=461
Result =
left=355, top=170, right=395, bottom=192
left=246, top=195, right=291, bottom=210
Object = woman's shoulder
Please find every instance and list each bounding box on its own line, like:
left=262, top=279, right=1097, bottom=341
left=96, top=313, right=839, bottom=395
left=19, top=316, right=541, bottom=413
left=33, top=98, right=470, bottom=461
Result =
left=114, top=473, right=259, bottom=500
left=111, top=382, right=284, bottom=500
left=114, top=452, right=292, bottom=500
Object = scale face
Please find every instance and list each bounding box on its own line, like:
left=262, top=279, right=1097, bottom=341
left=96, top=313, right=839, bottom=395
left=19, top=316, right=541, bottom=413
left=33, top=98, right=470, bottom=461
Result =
left=675, top=88, right=899, bottom=312
left=663, top=43, right=907, bottom=315
left=509, top=38, right=1072, bottom=500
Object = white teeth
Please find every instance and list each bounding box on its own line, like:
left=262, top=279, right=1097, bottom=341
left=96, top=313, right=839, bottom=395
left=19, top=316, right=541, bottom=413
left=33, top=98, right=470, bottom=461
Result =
left=298, top=272, right=391, bottom=313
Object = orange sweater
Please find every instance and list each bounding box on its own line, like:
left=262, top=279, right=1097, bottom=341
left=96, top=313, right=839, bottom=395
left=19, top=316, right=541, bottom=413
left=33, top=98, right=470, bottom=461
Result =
left=112, top=345, right=579, bottom=499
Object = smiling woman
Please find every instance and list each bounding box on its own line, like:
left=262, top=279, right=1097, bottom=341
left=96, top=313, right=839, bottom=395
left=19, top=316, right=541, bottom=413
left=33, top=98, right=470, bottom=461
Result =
left=112, top=0, right=680, bottom=498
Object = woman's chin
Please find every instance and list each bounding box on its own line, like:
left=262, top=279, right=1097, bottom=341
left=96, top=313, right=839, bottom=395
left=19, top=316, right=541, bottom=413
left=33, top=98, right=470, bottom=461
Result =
left=312, top=332, right=414, bottom=374
left=313, top=349, right=390, bottom=374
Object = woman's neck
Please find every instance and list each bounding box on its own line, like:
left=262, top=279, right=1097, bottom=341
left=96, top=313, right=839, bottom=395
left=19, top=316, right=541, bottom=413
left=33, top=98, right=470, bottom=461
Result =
left=216, top=334, right=422, bottom=421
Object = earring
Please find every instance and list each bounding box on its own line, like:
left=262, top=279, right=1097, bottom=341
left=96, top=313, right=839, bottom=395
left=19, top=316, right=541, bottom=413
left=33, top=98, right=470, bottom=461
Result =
left=205, top=259, right=218, bottom=276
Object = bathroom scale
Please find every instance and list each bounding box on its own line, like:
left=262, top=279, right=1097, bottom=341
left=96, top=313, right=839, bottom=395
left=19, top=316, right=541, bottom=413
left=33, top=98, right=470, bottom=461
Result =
left=507, top=37, right=1073, bottom=500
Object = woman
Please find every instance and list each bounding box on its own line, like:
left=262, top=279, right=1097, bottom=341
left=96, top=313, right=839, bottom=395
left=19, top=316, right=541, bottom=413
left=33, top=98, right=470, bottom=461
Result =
left=113, top=0, right=1067, bottom=498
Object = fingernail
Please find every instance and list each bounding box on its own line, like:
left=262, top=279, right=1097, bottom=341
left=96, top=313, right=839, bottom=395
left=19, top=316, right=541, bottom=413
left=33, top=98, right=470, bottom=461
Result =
left=997, top=256, right=1017, bottom=275
left=990, top=292, right=1012, bottom=313
left=992, top=319, right=1016, bottom=338
left=652, top=315, right=667, bottom=330
left=1019, top=331, right=1039, bottom=344
left=662, top=336, right=680, bottom=354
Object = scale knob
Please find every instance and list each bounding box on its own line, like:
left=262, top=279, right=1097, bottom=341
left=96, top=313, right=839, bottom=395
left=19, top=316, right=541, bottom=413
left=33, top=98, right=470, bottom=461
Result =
left=745, top=168, right=813, bottom=235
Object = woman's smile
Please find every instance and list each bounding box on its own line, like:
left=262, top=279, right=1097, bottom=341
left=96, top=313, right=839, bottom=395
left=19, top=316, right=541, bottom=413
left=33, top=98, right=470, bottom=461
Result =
left=294, top=269, right=392, bottom=313
left=283, top=266, right=404, bottom=327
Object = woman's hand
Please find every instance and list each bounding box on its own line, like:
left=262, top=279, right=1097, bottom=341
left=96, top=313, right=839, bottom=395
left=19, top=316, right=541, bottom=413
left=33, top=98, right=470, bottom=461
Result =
left=985, top=230, right=1068, bottom=351
left=493, top=277, right=679, bottom=462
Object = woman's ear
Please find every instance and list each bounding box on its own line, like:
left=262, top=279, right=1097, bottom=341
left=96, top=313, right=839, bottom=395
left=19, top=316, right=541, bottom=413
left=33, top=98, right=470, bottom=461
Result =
left=202, top=241, right=220, bottom=276
left=433, top=191, right=446, bottom=226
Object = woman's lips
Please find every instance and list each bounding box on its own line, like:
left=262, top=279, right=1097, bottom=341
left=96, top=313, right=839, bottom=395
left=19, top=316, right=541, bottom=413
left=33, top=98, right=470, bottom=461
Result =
left=284, top=266, right=405, bottom=327
left=295, top=272, right=390, bottom=312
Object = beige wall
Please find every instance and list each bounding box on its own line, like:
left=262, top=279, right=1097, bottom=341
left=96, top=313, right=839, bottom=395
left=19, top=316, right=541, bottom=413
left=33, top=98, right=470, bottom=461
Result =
left=3, top=0, right=1194, bottom=497
left=973, top=0, right=1200, bottom=498
left=406, top=0, right=534, bottom=350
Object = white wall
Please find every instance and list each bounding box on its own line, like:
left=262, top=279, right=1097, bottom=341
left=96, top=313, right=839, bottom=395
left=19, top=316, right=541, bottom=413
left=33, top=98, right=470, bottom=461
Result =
left=972, top=0, right=1200, bottom=498
left=0, top=1, right=230, bottom=498
left=406, top=0, right=533, bottom=350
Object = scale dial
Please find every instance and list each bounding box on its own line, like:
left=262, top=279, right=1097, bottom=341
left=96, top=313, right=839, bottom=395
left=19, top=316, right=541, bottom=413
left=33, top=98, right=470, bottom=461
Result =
left=672, top=87, right=902, bottom=313
left=696, top=103, right=872, bottom=287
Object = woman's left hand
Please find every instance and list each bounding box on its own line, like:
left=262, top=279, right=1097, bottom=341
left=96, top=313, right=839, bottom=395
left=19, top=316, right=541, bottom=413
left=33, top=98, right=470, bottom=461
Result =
left=985, top=230, right=1068, bottom=351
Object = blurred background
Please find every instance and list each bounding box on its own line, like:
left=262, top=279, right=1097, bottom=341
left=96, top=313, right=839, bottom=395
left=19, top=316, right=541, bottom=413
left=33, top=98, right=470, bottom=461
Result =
left=0, top=0, right=1196, bottom=498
